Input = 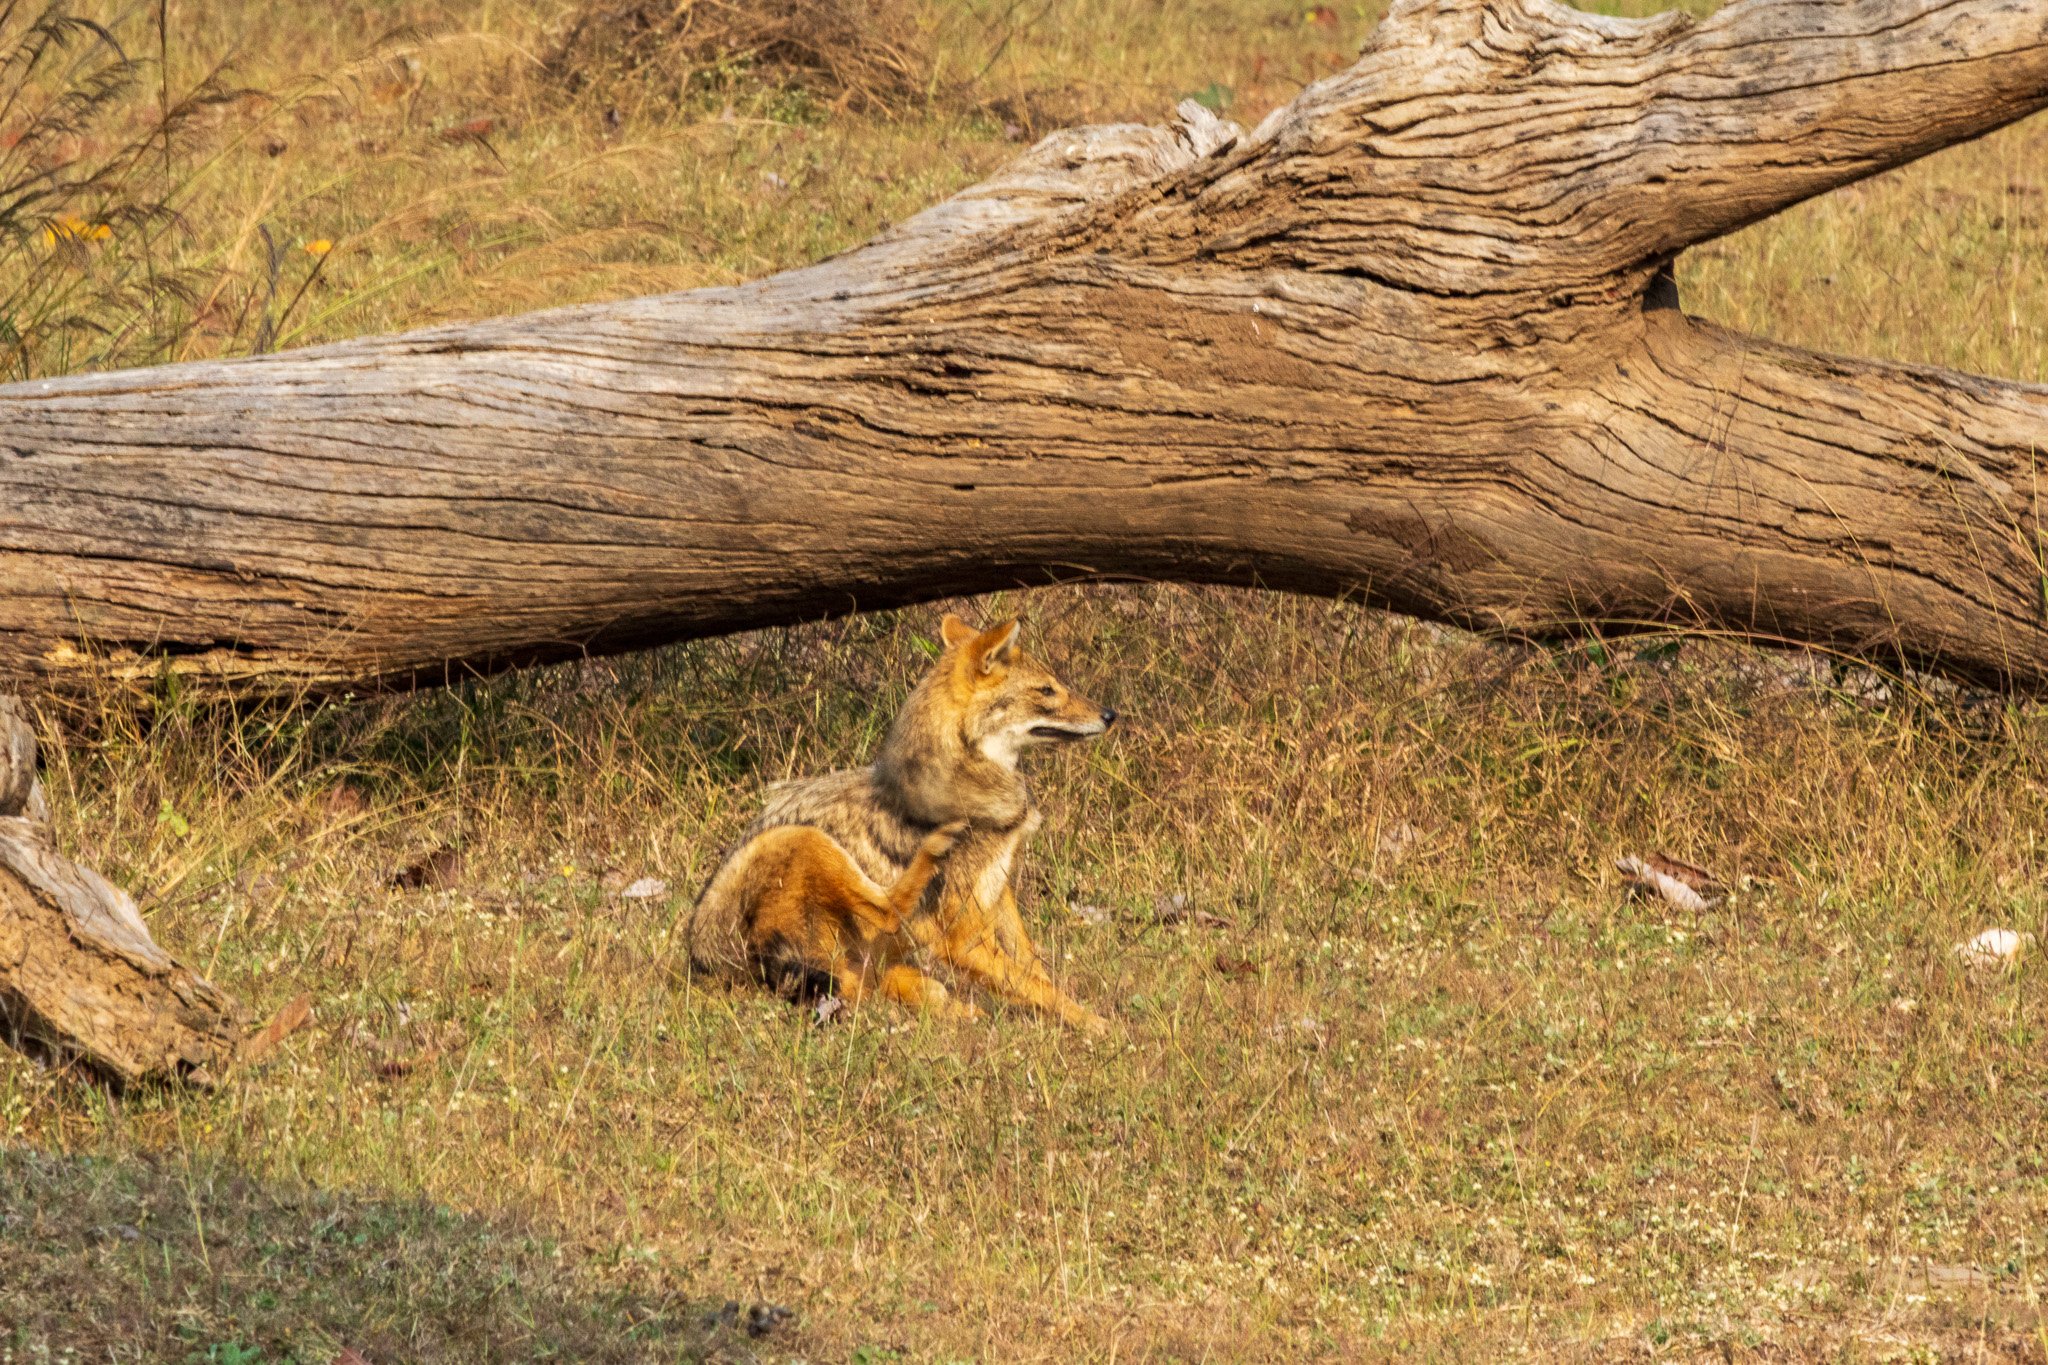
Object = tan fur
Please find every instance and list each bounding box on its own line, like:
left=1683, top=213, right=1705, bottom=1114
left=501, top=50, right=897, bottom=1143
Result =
left=687, top=614, right=1114, bottom=1031
left=694, top=819, right=975, bottom=1015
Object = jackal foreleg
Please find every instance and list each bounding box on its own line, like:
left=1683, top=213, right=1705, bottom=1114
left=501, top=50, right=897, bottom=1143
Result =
left=985, top=887, right=1057, bottom=986
left=915, top=901, right=1107, bottom=1034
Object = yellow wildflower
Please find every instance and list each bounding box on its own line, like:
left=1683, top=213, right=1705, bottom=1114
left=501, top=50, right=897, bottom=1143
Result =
left=41, top=216, right=113, bottom=247
left=304, top=238, right=333, bottom=256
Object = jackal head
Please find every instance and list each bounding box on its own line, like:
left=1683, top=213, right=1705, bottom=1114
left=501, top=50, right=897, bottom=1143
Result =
left=876, top=614, right=1117, bottom=823
left=934, top=614, right=1116, bottom=768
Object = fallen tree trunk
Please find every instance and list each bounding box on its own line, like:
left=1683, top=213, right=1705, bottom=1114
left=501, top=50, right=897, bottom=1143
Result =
left=0, top=696, right=243, bottom=1083
left=3, top=0, right=2047, bottom=696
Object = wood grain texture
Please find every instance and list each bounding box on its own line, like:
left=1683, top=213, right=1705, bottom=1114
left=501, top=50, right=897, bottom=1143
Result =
left=2, top=0, right=2047, bottom=696
left=0, top=698, right=242, bottom=1083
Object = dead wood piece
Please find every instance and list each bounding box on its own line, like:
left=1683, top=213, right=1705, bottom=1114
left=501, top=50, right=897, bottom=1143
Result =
left=0, top=698, right=242, bottom=1084
left=0, top=695, right=35, bottom=817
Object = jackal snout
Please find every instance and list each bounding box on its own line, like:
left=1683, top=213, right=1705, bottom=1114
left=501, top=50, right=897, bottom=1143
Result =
left=935, top=613, right=1118, bottom=762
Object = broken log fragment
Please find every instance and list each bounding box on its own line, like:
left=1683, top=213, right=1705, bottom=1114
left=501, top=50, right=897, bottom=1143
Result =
left=0, top=696, right=243, bottom=1084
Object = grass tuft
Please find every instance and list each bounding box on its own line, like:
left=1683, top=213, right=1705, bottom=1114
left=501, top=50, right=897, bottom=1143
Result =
left=545, top=0, right=939, bottom=118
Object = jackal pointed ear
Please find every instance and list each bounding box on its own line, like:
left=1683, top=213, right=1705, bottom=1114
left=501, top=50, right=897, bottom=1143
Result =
left=940, top=614, right=977, bottom=650
left=971, top=619, right=1021, bottom=673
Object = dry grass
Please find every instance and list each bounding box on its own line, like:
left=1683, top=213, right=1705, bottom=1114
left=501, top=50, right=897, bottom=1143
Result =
left=5, top=0, right=2048, bottom=1361
left=543, top=0, right=938, bottom=115
left=0, top=0, right=1385, bottom=374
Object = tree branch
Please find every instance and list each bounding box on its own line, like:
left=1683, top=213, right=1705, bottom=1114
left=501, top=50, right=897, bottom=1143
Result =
left=1633, top=0, right=2048, bottom=255
left=1, top=0, right=2045, bottom=697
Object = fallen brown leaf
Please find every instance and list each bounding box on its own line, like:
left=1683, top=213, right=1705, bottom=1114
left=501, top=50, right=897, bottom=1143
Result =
left=1157, top=892, right=1233, bottom=929
left=1616, top=851, right=1725, bottom=912
left=239, top=991, right=314, bottom=1063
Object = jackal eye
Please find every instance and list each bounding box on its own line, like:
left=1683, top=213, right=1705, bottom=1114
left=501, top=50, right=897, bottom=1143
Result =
left=1037, top=684, right=1058, bottom=698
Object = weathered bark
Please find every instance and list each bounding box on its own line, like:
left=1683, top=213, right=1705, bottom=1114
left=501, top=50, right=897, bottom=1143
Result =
left=2, top=0, right=2047, bottom=696
left=0, top=696, right=243, bottom=1083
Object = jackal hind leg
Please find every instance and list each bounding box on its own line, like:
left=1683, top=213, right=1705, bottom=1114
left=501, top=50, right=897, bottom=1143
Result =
left=831, top=945, right=979, bottom=1022
left=880, top=820, right=969, bottom=922
left=905, top=890, right=1051, bottom=987
left=877, top=961, right=982, bottom=1021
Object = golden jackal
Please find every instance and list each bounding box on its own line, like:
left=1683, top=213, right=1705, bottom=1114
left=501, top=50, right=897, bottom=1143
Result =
left=687, top=615, right=1115, bottom=1031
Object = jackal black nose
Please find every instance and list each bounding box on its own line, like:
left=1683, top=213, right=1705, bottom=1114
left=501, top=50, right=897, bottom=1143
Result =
left=1100, top=708, right=1118, bottom=728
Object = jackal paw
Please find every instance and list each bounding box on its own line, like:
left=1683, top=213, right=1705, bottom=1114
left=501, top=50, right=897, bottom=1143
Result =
left=1069, top=1005, right=1113, bottom=1038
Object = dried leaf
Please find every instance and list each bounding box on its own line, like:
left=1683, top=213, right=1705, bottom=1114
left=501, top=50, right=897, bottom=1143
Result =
left=239, top=991, right=313, bottom=1063
left=1213, top=952, right=1259, bottom=979
left=1616, top=853, right=1721, bottom=913
left=1157, top=892, right=1233, bottom=929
